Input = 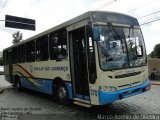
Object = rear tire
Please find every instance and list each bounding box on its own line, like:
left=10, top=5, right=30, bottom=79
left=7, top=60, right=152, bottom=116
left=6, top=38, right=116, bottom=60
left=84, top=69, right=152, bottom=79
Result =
left=15, top=76, right=21, bottom=90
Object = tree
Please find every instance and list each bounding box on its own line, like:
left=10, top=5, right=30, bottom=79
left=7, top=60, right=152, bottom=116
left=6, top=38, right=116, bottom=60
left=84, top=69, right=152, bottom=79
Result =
left=154, top=44, right=160, bottom=58
left=12, top=31, right=23, bottom=44
left=149, top=51, right=155, bottom=58
left=149, top=44, right=160, bottom=59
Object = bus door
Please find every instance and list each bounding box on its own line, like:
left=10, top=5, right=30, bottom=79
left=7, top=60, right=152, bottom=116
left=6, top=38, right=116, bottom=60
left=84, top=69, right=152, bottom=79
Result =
left=67, top=20, right=90, bottom=100
left=8, top=50, right=13, bottom=83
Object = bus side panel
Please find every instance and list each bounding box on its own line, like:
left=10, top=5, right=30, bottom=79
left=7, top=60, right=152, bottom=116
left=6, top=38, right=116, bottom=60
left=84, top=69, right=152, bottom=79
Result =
left=65, top=82, right=73, bottom=99
left=20, top=76, right=53, bottom=95
left=20, top=76, right=74, bottom=100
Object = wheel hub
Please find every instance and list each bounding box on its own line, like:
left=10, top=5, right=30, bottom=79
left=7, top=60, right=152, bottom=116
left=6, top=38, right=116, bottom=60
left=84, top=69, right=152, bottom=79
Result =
left=58, top=87, right=67, bottom=100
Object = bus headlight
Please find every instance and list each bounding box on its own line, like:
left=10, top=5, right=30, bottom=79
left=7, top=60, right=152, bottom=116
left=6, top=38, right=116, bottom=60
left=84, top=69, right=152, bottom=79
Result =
left=99, top=86, right=116, bottom=92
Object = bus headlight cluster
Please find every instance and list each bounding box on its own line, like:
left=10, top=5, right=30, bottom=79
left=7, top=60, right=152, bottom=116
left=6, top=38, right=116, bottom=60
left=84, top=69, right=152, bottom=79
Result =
left=99, top=86, right=116, bottom=92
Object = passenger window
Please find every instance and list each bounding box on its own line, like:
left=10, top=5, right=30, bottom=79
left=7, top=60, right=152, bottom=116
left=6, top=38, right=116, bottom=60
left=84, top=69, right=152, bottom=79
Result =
left=36, top=35, right=49, bottom=61
left=13, top=47, right=18, bottom=64
left=3, top=52, right=6, bottom=65
left=6, top=51, right=9, bottom=65
left=49, top=29, right=67, bottom=60
left=18, top=44, right=25, bottom=63
left=26, top=40, right=35, bottom=62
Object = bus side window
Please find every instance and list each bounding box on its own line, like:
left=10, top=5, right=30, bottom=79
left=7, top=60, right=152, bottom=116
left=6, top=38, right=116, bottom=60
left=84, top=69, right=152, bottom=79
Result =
left=18, top=44, right=25, bottom=63
left=26, top=40, right=35, bottom=62
left=36, top=35, right=49, bottom=61
left=6, top=51, right=9, bottom=65
left=49, top=29, right=67, bottom=60
left=13, top=47, right=18, bottom=64
left=3, top=52, right=5, bottom=65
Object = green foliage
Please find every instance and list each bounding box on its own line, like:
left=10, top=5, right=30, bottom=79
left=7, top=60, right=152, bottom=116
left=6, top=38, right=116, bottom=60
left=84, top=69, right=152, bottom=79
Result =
left=149, top=44, right=160, bottom=58
left=154, top=44, right=160, bottom=58
left=149, top=51, right=155, bottom=58
left=12, top=31, right=23, bottom=44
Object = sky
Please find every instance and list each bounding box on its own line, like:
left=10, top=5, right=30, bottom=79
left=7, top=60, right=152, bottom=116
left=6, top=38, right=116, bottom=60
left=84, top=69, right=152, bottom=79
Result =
left=0, top=0, right=160, bottom=55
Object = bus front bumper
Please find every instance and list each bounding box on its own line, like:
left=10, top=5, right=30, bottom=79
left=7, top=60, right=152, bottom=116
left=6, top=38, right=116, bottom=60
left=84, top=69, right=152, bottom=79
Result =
left=98, top=80, right=151, bottom=105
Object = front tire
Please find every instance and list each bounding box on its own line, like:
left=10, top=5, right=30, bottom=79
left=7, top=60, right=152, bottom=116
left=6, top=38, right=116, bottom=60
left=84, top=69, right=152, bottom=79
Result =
left=56, top=83, right=70, bottom=105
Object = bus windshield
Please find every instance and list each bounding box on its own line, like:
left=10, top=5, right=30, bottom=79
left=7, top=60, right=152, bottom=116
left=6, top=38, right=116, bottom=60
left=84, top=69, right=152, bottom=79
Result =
left=96, top=25, right=147, bottom=70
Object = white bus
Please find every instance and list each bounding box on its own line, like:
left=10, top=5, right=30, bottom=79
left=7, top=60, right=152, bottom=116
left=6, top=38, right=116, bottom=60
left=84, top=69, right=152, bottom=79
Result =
left=3, top=11, right=151, bottom=107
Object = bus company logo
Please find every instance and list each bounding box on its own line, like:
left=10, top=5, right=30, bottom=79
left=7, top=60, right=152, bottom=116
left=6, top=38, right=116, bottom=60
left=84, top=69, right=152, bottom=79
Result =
left=30, top=65, right=33, bottom=73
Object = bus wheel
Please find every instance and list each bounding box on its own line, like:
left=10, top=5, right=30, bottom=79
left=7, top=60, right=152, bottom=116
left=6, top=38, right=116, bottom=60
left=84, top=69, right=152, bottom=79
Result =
left=15, top=76, right=21, bottom=90
left=57, top=83, right=70, bottom=105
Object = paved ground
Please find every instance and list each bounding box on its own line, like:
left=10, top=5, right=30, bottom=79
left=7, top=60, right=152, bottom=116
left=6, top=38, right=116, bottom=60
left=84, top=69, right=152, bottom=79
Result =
left=0, top=75, right=160, bottom=120
left=150, top=80, right=160, bottom=86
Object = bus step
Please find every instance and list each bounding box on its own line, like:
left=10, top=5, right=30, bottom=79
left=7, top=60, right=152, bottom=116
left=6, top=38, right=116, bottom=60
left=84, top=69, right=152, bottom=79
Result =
left=73, top=101, right=91, bottom=108
left=73, top=98, right=91, bottom=107
left=73, top=98, right=90, bottom=104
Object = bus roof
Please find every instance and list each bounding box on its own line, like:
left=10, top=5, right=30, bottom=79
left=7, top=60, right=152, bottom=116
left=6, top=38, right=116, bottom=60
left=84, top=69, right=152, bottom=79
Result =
left=3, top=11, right=138, bottom=51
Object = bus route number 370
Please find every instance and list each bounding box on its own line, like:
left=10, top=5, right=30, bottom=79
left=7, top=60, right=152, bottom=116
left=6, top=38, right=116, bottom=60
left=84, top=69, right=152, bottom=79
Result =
left=90, top=89, right=98, bottom=96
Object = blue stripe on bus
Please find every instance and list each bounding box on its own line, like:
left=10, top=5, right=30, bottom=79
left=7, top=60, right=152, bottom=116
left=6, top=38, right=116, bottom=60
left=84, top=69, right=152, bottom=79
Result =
left=76, top=94, right=90, bottom=100
left=20, top=77, right=74, bottom=98
left=65, top=82, right=90, bottom=100
left=98, top=80, right=150, bottom=105
left=84, top=95, right=90, bottom=100
left=20, top=77, right=53, bottom=95
left=19, top=77, right=90, bottom=101
left=76, top=94, right=83, bottom=99
left=65, top=82, right=73, bottom=99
